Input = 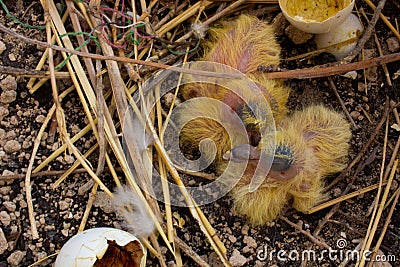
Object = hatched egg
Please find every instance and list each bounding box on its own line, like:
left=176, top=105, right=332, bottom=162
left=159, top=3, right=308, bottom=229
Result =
left=279, top=0, right=355, bottom=34
left=315, top=13, right=363, bottom=60
left=55, top=227, right=144, bottom=267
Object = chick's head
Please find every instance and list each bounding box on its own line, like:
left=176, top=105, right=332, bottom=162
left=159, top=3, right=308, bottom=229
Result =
left=225, top=128, right=323, bottom=225
left=203, top=15, right=281, bottom=74
left=223, top=105, right=351, bottom=225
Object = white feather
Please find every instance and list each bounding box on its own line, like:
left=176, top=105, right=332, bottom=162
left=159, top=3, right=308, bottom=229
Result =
left=111, top=186, right=155, bottom=238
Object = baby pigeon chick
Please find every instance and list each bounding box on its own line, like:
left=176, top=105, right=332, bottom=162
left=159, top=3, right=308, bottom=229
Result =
left=178, top=15, right=290, bottom=162
left=223, top=105, right=352, bottom=225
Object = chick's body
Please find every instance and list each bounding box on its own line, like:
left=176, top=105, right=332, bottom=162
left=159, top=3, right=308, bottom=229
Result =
left=225, top=105, right=352, bottom=225
left=178, top=15, right=290, bottom=161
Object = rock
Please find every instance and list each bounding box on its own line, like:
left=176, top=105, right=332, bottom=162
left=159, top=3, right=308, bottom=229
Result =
left=58, top=199, right=71, bottom=211
left=0, top=185, right=11, bottom=195
left=366, top=66, right=378, bottom=82
left=271, top=12, right=289, bottom=36
left=3, top=140, right=21, bottom=153
left=3, top=201, right=16, bottom=212
left=6, top=130, right=16, bottom=140
left=241, top=224, right=249, bottom=236
left=35, top=114, right=46, bottom=123
left=386, top=37, right=399, bottom=52
left=228, top=235, right=237, bottom=243
left=0, top=227, right=8, bottom=254
left=285, top=24, right=313, bottom=44
left=208, top=252, right=225, bottom=267
left=243, top=236, right=257, bottom=248
left=350, top=110, right=360, bottom=119
left=358, top=82, right=367, bottom=92
left=0, top=40, right=6, bottom=55
left=0, top=128, right=5, bottom=140
left=0, top=106, right=9, bottom=121
left=0, top=76, right=17, bottom=91
left=0, top=90, right=17, bottom=104
left=7, top=250, right=26, bottom=267
left=8, top=53, right=16, bottom=62
left=64, top=154, right=75, bottom=164
left=363, top=49, right=376, bottom=59
left=229, top=249, right=247, bottom=266
left=0, top=210, right=11, bottom=226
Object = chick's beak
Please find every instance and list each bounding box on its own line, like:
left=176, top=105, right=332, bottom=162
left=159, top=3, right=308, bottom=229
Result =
left=224, top=143, right=298, bottom=181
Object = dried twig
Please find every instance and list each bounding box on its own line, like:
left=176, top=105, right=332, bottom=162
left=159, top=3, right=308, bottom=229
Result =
left=0, top=167, right=122, bottom=181
left=328, top=77, right=359, bottom=130
left=368, top=184, right=400, bottom=266
left=66, top=0, right=97, bottom=86
left=280, top=216, right=331, bottom=250
left=261, top=52, right=400, bottom=79
left=342, top=0, right=387, bottom=63
left=175, top=235, right=211, bottom=267
left=364, top=0, right=400, bottom=41
left=357, top=159, right=398, bottom=267
left=0, top=65, right=70, bottom=78
left=203, top=0, right=248, bottom=26
left=3, top=21, right=399, bottom=80
left=0, top=22, right=242, bottom=79
left=308, top=181, right=388, bottom=214
left=326, top=97, right=391, bottom=190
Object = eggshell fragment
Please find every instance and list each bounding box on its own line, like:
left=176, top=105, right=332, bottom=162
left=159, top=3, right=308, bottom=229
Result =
left=279, top=0, right=355, bottom=34
left=315, top=13, right=363, bottom=59
left=55, top=227, right=144, bottom=267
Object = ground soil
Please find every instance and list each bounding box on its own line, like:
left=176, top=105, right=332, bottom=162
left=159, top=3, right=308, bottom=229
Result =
left=0, top=0, right=399, bottom=266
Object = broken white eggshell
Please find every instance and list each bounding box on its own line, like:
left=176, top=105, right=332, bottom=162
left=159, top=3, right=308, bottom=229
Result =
left=279, top=0, right=355, bottom=34
left=315, top=13, right=363, bottom=60
left=55, top=227, right=144, bottom=267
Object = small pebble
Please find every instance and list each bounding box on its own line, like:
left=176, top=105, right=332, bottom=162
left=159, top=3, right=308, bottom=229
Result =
left=0, top=40, right=6, bottom=55
left=285, top=24, right=313, bottom=44
left=243, top=235, right=257, bottom=248
left=64, top=155, right=75, bottom=164
left=3, top=140, right=22, bottom=153
left=242, top=246, right=253, bottom=253
left=357, top=82, right=367, bottom=92
left=7, top=250, right=26, bottom=267
left=58, top=200, right=71, bottom=211
left=0, top=106, right=9, bottom=121
left=0, top=90, right=17, bottom=104
left=35, top=115, right=46, bottom=123
left=0, top=211, right=11, bottom=226
left=350, top=110, right=360, bottom=119
left=229, top=249, right=247, bottom=267
left=241, top=224, right=249, bottom=236
left=0, top=185, right=11, bottom=195
left=332, top=188, right=342, bottom=197
left=228, top=235, right=237, bottom=243
left=8, top=53, right=16, bottom=62
left=3, top=201, right=16, bottom=212
left=0, top=227, right=8, bottom=254
left=0, top=76, right=17, bottom=91
left=386, top=37, right=399, bottom=52
left=365, top=66, right=378, bottom=82
left=271, top=12, right=289, bottom=36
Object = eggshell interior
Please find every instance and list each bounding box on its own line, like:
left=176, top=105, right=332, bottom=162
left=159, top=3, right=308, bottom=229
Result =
left=279, top=0, right=355, bottom=33
left=54, top=227, right=143, bottom=267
